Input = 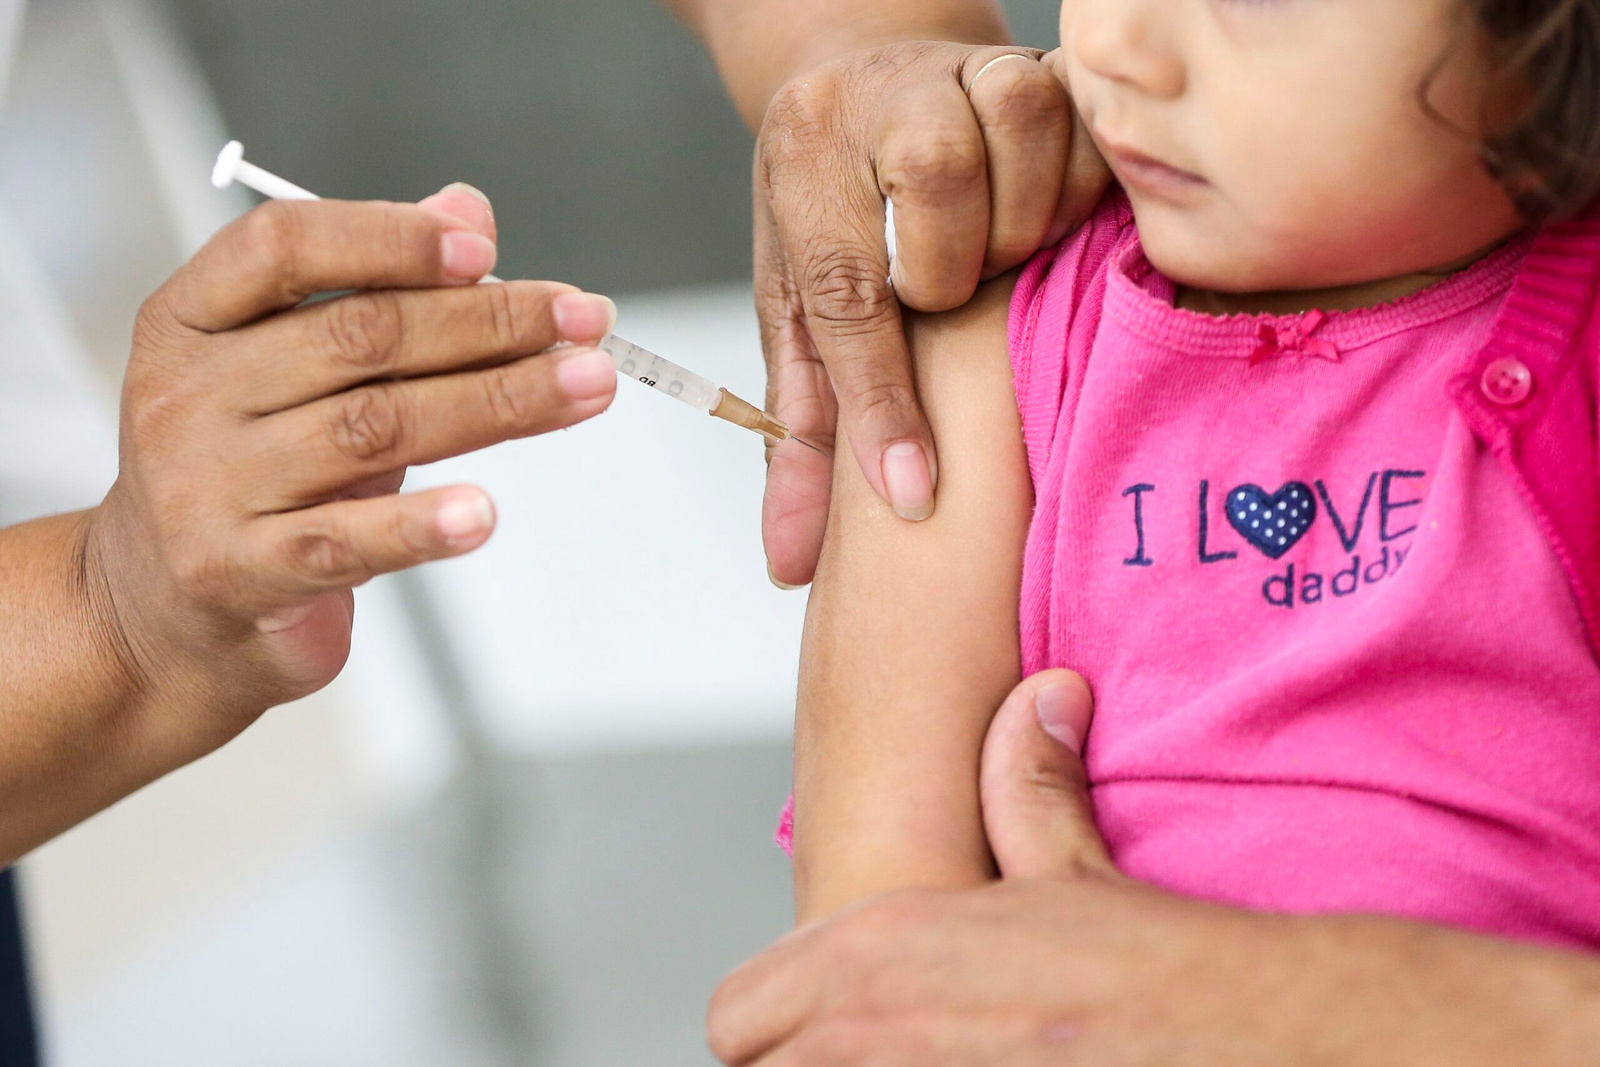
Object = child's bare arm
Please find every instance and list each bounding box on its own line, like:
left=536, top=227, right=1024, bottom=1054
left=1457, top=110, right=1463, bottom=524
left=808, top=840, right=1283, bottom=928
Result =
left=792, top=276, right=1033, bottom=922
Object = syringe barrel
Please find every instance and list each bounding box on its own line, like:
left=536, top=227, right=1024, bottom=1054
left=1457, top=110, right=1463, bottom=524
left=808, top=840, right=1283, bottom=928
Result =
left=600, top=335, right=721, bottom=411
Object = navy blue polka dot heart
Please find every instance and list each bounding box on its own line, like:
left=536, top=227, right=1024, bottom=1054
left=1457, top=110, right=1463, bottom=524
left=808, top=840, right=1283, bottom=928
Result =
left=1226, top=482, right=1317, bottom=559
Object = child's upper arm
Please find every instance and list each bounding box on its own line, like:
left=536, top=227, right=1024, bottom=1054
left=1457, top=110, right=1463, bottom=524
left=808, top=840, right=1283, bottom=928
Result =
left=791, top=274, right=1034, bottom=921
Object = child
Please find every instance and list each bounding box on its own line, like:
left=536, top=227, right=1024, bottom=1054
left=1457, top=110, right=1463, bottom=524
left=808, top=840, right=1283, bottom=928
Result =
left=786, top=0, right=1600, bottom=949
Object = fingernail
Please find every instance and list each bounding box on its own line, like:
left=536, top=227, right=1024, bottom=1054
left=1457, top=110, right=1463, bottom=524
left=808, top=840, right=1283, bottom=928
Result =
left=436, top=491, right=495, bottom=546
left=443, top=181, right=494, bottom=217
left=881, top=442, right=934, bottom=521
left=556, top=348, right=617, bottom=400
left=768, top=564, right=804, bottom=591
left=1036, top=682, right=1086, bottom=756
left=552, top=292, right=618, bottom=341
left=441, top=230, right=497, bottom=280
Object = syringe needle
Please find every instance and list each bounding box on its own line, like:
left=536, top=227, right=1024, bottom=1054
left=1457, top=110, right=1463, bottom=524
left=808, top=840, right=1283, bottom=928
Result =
left=706, top=387, right=834, bottom=453
left=788, top=435, right=831, bottom=456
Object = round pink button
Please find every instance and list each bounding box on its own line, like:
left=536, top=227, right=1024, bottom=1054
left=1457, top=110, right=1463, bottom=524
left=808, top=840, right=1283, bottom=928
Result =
left=1481, top=358, right=1533, bottom=406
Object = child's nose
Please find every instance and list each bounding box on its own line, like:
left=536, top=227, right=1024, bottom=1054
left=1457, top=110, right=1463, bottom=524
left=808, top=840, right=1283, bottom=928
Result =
left=1071, top=0, right=1186, bottom=100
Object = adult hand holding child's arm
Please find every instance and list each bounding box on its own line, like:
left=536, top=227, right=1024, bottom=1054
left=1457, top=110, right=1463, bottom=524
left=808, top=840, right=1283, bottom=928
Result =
left=0, top=186, right=619, bottom=863
left=666, top=0, right=1110, bottom=583
left=752, top=45, right=1108, bottom=587
left=715, top=673, right=1600, bottom=1065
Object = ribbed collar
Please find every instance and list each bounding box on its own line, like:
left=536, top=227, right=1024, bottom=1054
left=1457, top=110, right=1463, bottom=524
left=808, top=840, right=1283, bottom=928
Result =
left=1103, top=225, right=1535, bottom=361
left=1485, top=215, right=1600, bottom=371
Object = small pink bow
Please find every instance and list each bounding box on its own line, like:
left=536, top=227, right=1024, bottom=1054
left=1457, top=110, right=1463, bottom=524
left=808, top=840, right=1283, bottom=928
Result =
left=1250, top=309, right=1339, bottom=367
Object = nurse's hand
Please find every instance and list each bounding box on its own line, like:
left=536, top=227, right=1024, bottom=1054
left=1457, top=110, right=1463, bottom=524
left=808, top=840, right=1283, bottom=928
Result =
left=755, top=44, right=1111, bottom=586
left=86, top=186, right=618, bottom=743
left=708, top=671, right=1600, bottom=1065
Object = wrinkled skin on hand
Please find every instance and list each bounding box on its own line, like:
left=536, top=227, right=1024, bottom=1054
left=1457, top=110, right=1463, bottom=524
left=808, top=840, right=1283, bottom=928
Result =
left=753, top=43, right=1110, bottom=586
left=86, top=186, right=619, bottom=751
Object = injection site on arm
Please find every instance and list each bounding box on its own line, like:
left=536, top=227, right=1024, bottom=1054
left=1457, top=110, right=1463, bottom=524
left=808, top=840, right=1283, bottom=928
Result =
left=792, top=276, right=1030, bottom=920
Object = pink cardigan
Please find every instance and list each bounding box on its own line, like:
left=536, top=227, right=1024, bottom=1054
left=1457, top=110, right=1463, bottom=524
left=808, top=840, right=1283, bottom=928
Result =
left=1453, top=212, right=1600, bottom=652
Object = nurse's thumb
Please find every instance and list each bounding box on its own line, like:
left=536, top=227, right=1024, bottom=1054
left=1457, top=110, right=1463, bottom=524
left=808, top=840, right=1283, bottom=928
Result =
left=980, top=670, right=1117, bottom=881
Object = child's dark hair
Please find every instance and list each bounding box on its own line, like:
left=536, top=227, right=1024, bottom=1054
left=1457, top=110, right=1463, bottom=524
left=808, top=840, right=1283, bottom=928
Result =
left=1469, top=0, right=1600, bottom=218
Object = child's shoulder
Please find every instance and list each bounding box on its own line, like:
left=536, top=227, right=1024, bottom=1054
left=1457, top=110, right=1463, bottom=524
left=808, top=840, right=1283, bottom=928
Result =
left=1003, top=189, right=1137, bottom=442
left=1022, top=187, right=1136, bottom=286
left=1010, top=188, right=1136, bottom=348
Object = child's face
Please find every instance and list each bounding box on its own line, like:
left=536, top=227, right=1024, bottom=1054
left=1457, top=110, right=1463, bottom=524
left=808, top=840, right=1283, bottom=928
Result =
left=1059, top=0, right=1526, bottom=295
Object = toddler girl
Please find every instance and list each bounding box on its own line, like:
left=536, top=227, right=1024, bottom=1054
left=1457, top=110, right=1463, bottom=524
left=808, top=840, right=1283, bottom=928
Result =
left=786, top=0, right=1600, bottom=949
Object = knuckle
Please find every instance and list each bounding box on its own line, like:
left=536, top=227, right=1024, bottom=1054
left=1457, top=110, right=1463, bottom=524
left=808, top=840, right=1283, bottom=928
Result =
left=802, top=246, right=896, bottom=332
left=480, top=362, right=536, bottom=430
left=844, top=376, right=919, bottom=424
left=124, top=387, right=185, bottom=447
left=764, top=73, right=840, bottom=145
left=132, top=291, right=173, bottom=346
left=325, top=291, right=405, bottom=373
left=978, top=65, right=1069, bottom=132
left=240, top=200, right=303, bottom=288
left=880, top=132, right=987, bottom=203
left=856, top=43, right=913, bottom=83
left=482, top=280, right=532, bottom=352
left=760, top=74, right=843, bottom=179
left=380, top=207, right=430, bottom=273
left=129, top=291, right=194, bottom=373
left=388, top=501, right=438, bottom=560
left=283, top=524, right=368, bottom=585
left=328, top=387, right=408, bottom=464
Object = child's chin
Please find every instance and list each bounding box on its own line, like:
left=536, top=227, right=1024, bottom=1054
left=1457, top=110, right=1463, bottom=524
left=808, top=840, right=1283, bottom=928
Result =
left=1144, top=242, right=1273, bottom=297
left=1142, top=218, right=1390, bottom=299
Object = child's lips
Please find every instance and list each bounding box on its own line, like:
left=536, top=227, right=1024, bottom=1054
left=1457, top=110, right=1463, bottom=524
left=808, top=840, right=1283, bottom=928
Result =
left=1103, top=143, right=1208, bottom=197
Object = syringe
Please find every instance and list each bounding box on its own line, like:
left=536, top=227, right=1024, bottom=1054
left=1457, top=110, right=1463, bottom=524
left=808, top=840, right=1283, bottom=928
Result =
left=211, top=141, right=810, bottom=448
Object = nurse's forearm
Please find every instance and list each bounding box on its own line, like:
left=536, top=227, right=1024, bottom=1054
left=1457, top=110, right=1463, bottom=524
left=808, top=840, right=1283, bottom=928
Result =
left=0, top=512, right=176, bottom=865
left=664, top=0, right=1011, bottom=127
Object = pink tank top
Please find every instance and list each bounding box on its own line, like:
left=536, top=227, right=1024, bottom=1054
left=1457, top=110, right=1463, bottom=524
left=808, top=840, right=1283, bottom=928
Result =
left=1010, top=192, right=1600, bottom=948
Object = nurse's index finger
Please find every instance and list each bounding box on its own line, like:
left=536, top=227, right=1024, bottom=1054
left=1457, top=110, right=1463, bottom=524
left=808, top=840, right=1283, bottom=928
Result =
left=760, top=129, right=935, bottom=520
left=158, top=199, right=499, bottom=333
left=784, top=220, right=934, bottom=522
left=242, top=345, right=618, bottom=511
left=228, top=281, right=600, bottom=415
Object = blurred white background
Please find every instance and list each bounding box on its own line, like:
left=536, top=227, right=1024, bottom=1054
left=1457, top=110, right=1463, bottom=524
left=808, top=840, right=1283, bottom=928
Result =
left=0, top=0, right=1058, bottom=1063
